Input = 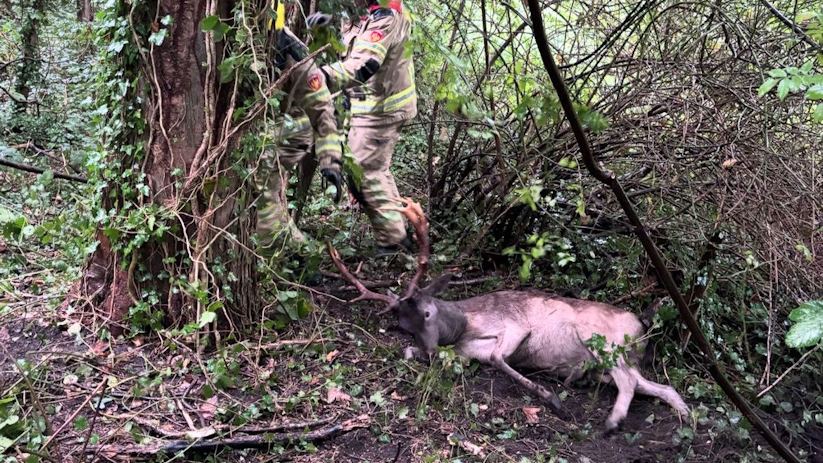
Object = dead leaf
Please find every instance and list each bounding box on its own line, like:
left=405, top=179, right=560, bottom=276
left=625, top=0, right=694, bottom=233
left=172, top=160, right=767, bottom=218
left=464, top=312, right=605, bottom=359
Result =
left=390, top=391, right=407, bottom=401
left=90, top=341, right=108, bottom=357
left=0, top=327, right=9, bottom=344
left=326, top=387, right=352, bottom=404
left=522, top=407, right=540, bottom=424
left=722, top=158, right=738, bottom=169
left=199, top=395, right=218, bottom=422
left=447, top=433, right=484, bottom=457
left=326, top=349, right=340, bottom=362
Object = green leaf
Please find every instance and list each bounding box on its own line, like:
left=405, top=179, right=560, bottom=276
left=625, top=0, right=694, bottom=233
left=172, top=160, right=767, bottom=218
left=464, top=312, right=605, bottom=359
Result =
left=801, top=59, right=815, bottom=73
left=807, top=84, right=823, bottom=100
left=757, top=78, right=778, bottom=97
left=148, top=29, right=167, bottom=46
left=74, top=415, right=89, bottom=431
left=785, top=301, right=823, bottom=348
left=768, top=68, right=788, bottom=78
left=201, top=15, right=219, bottom=31
left=198, top=311, right=217, bottom=328
left=777, top=79, right=790, bottom=100
left=814, top=103, right=823, bottom=123
left=0, top=207, right=18, bottom=224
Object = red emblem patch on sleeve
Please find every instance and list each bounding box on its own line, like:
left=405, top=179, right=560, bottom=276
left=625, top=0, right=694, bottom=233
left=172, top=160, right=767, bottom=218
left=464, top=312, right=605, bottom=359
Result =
left=369, top=30, right=385, bottom=42
left=307, top=73, right=323, bottom=91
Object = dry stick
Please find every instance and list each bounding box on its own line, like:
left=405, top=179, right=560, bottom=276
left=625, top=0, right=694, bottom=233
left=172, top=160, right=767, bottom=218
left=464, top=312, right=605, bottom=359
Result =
left=757, top=344, right=822, bottom=399
left=41, top=377, right=107, bottom=451
left=524, top=1, right=801, bottom=462
left=0, top=157, right=88, bottom=183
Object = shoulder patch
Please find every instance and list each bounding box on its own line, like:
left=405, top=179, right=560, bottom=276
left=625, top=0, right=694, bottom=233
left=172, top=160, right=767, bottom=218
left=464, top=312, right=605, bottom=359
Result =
left=369, top=30, right=385, bottom=42
left=307, top=73, right=323, bottom=91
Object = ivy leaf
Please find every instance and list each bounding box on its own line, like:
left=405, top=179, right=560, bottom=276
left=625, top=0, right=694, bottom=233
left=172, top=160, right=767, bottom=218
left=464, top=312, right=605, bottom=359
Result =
left=785, top=301, right=823, bottom=348
left=757, top=78, right=778, bottom=97
left=201, top=15, right=219, bottom=31
left=807, top=84, right=823, bottom=100
left=198, top=311, right=217, bottom=328
left=148, top=29, right=167, bottom=46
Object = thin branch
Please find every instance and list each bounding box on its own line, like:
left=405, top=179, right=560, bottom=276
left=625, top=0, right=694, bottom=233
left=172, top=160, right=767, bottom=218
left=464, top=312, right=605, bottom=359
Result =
left=42, top=377, right=107, bottom=450
left=759, top=0, right=823, bottom=54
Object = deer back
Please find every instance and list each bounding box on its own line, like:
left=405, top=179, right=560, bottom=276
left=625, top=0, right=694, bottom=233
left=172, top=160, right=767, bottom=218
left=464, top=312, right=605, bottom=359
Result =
left=436, top=290, right=647, bottom=376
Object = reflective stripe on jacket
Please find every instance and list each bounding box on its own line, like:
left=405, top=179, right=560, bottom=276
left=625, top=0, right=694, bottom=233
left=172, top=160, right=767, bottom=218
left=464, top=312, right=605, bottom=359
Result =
left=321, top=8, right=417, bottom=127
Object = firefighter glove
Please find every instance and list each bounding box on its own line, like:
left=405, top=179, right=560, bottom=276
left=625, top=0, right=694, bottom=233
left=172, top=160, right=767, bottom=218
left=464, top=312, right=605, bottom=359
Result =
left=320, top=167, right=343, bottom=203
left=307, top=13, right=333, bottom=29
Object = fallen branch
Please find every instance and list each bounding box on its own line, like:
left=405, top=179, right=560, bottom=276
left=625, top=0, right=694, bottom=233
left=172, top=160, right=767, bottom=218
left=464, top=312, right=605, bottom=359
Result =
left=85, top=414, right=370, bottom=457
left=526, top=1, right=800, bottom=462
left=105, top=414, right=337, bottom=439
left=0, top=157, right=88, bottom=183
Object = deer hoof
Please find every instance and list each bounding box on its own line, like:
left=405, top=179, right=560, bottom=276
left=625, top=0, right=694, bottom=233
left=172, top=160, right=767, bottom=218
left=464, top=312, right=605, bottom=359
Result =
left=604, top=418, right=620, bottom=433
left=539, top=391, right=562, bottom=412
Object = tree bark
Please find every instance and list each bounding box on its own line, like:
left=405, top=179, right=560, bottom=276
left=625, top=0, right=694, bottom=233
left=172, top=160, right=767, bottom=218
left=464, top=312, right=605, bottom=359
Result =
left=77, top=0, right=268, bottom=336
left=13, top=0, right=45, bottom=114
left=76, top=0, right=93, bottom=22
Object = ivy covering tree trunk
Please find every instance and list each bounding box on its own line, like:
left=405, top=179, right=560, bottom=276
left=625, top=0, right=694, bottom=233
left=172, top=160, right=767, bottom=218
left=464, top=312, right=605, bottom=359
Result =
left=13, top=0, right=45, bottom=113
left=77, top=0, right=284, bottom=336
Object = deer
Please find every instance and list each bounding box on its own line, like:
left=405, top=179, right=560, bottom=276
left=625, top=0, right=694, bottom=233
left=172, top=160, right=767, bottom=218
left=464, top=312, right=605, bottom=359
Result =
left=327, top=198, right=689, bottom=431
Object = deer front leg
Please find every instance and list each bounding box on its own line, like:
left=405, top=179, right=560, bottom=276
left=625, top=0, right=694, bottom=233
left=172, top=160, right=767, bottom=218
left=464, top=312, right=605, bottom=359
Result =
left=488, top=333, right=562, bottom=411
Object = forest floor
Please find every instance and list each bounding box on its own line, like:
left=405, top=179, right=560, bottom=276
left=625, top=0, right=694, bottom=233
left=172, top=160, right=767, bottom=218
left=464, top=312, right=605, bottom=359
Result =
left=1, top=274, right=794, bottom=463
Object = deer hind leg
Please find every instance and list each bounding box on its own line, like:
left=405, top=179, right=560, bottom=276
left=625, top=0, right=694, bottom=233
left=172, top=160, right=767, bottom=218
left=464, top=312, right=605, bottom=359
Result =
left=604, top=363, right=638, bottom=431
left=629, top=367, right=689, bottom=417
left=488, top=334, right=562, bottom=411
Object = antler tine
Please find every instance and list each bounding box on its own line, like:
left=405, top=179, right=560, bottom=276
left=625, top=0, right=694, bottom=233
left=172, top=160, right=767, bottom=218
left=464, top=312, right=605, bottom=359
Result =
left=326, top=242, right=397, bottom=306
left=382, top=197, right=430, bottom=298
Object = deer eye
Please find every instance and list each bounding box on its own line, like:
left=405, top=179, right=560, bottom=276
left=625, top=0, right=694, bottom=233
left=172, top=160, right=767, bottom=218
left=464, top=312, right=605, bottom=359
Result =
left=424, top=310, right=431, bottom=319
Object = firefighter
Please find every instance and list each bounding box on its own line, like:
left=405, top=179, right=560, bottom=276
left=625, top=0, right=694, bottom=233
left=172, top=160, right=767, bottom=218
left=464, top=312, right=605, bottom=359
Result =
left=257, top=2, right=344, bottom=249
left=308, top=0, right=417, bottom=255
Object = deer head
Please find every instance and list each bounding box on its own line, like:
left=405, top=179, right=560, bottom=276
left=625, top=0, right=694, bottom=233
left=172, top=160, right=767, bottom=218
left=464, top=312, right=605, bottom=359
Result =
left=394, top=273, right=453, bottom=355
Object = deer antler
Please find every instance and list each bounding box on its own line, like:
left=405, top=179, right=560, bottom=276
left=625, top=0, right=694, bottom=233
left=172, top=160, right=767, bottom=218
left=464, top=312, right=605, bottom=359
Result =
left=326, top=242, right=398, bottom=307
left=381, top=197, right=430, bottom=299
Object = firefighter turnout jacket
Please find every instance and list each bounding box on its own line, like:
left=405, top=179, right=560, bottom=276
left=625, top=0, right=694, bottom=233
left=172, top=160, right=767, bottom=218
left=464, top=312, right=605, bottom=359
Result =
left=321, top=5, right=417, bottom=127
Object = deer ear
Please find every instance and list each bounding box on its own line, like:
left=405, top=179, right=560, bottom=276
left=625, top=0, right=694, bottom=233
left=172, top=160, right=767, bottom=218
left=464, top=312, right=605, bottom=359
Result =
left=423, top=273, right=453, bottom=296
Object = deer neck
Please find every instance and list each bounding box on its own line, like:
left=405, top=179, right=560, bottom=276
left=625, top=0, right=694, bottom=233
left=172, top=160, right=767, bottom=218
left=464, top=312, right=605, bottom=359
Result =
left=433, top=299, right=468, bottom=346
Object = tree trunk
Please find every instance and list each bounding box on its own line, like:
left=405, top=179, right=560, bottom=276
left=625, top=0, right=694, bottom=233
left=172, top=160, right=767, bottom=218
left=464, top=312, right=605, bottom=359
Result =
left=13, top=0, right=45, bottom=114
left=77, top=0, right=277, bottom=336
left=76, top=0, right=93, bottom=22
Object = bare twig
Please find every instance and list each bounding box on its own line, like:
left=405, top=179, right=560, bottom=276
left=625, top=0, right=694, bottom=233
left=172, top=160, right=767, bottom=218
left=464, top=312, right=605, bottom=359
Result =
left=42, top=377, right=106, bottom=451
left=757, top=344, right=822, bottom=399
